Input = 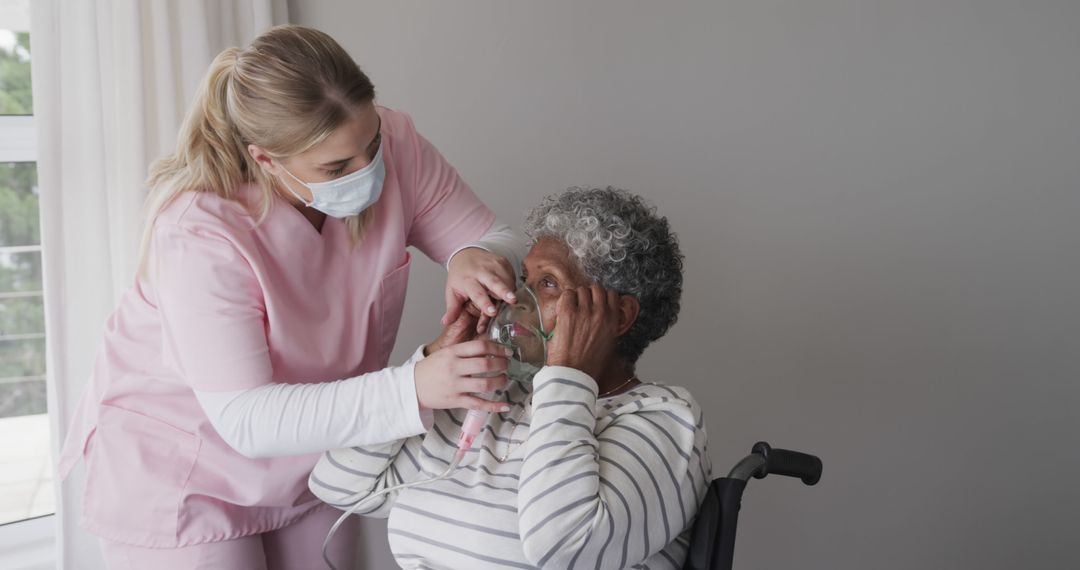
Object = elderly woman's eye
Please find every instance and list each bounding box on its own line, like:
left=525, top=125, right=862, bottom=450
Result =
left=540, top=277, right=557, bottom=288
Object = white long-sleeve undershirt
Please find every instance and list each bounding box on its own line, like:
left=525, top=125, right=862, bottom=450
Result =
left=446, top=223, right=527, bottom=278
left=193, top=222, right=526, bottom=459
left=194, top=346, right=430, bottom=459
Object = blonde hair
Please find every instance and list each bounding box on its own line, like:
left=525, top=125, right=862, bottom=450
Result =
left=139, top=25, right=377, bottom=273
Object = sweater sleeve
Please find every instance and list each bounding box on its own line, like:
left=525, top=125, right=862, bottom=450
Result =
left=307, top=345, right=434, bottom=518
left=308, top=427, right=430, bottom=519
left=517, top=366, right=709, bottom=569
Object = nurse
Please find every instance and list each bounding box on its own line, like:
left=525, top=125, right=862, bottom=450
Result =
left=57, top=25, right=525, bottom=569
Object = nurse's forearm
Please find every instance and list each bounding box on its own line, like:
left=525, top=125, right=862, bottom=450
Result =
left=446, top=222, right=529, bottom=278
left=194, top=347, right=432, bottom=459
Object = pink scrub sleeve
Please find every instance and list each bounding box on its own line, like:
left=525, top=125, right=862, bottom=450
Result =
left=403, top=124, right=497, bottom=265
left=154, top=222, right=273, bottom=392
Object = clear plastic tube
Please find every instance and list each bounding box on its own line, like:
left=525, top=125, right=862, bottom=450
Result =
left=321, top=449, right=467, bottom=570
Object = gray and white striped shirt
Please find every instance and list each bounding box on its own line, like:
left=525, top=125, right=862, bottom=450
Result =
left=310, top=364, right=711, bottom=570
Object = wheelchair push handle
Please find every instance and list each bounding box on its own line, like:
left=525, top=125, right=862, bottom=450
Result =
left=751, top=441, right=822, bottom=485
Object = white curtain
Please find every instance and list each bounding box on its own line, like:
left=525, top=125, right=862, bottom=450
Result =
left=28, top=1, right=287, bottom=567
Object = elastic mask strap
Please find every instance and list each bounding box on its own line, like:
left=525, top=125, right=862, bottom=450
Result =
left=519, top=286, right=553, bottom=342
left=278, top=165, right=313, bottom=206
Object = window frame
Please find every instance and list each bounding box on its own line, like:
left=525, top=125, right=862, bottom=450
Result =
left=0, top=19, right=56, bottom=569
left=0, top=115, right=36, bottom=161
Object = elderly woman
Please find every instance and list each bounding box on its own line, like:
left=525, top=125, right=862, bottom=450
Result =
left=311, top=187, right=711, bottom=569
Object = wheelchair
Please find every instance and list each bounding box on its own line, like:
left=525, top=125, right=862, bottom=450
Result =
left=683, top=442, right=823, bottom=570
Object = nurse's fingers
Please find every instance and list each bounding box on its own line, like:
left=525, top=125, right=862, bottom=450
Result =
left=461, top=374, right=508, bottom=395
left=452, top=356, right=509, bottom=377
left=459, top=394, right=513, bottom=413
left=478, top=261, right=517, bottom=304
left=452, top=339, right=514, bottom=358
left=465, top=281, right=499, bottom=318
left=442, top=289, right=465, bottom=326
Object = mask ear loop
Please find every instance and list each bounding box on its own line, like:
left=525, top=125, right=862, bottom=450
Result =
left=519, top=286, right=553, bottom=344
left=537, top=328, right=554, bottom=342
left=276, top=163, right=315, bottom=206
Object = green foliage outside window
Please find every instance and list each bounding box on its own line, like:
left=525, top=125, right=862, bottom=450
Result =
left=0, top=31, right=32, bottom=115
left=0, top=30, right=44, bottom=417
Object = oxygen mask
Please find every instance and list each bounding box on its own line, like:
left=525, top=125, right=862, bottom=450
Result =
left=488, top=285, right=551, bottom=382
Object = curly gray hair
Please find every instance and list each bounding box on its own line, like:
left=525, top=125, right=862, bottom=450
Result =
left=523, top=186, right=684, bottom=364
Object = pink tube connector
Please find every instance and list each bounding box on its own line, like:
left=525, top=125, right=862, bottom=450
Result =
left=457, top=409, right=488, bottom=453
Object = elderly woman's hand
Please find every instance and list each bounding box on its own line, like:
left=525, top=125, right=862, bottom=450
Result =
left=425, top=304, right=482, bottom=356
left=546, top=284, right=622, bottom=381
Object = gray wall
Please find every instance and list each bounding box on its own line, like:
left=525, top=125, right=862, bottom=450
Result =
left=290, top=1, right=1080, bottom=568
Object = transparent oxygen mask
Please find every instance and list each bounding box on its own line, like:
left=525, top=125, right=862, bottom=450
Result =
left=488, top=285, right=551, bottom=382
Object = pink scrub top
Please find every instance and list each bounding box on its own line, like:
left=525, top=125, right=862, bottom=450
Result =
left=56, top=107, right=496, bottom=548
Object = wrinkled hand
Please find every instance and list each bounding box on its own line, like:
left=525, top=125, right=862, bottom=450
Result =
left=414, top=339, right=512, bottom=412
left=425, top=305, right=482, bottom=356
left=443, top=248, right=517, bottom=334
left=545, top=284, right=622, bottom=380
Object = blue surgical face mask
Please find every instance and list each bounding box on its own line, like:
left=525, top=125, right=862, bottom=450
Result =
left=278, top=143, right=385, bottom=218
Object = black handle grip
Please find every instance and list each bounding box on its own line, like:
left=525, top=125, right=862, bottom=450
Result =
left=751, top=441, right=822, bottom=485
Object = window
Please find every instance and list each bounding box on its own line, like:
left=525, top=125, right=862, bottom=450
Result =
left=0, top=0, right=52, bottom=530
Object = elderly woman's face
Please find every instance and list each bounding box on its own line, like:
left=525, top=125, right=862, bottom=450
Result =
left=521, top=237, right=592, bottom=333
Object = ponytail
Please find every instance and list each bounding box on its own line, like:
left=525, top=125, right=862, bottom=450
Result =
left=137, top=26, right=378, bottom=277
left=181, top=47, right=249, bottom=199
left=138, top=48, right=254, bottom=275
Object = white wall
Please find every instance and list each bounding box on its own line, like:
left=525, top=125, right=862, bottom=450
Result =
left=290, top=1, right=1080, bottom=568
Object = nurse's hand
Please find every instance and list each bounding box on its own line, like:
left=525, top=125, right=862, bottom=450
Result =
left=415, top=339, right=512, bottom=413
left=443, top=248, right=517, bottom=333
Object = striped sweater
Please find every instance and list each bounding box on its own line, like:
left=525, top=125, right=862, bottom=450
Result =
left=310, top=362, right=711, bottom=570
